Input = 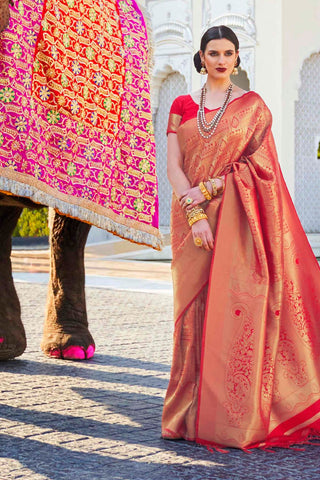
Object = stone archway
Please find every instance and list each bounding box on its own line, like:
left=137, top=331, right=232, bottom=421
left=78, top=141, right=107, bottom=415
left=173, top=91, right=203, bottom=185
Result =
left=154, top=72, right=188, bottom=227
left=295, top=52, right=320, bottom=233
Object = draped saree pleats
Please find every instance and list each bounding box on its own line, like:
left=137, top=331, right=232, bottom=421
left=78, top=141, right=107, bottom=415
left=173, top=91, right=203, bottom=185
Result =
left=162, top=92, right=320, bottom=450
left=162, top=286, right=208, bottom=440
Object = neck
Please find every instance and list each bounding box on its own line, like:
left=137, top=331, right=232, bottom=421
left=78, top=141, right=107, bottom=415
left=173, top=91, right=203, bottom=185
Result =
left=205, top=76, right=232, bottom=92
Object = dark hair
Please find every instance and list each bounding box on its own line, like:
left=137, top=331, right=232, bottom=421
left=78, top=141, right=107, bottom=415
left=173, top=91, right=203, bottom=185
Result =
left=193, top=25, right=241, bottom=73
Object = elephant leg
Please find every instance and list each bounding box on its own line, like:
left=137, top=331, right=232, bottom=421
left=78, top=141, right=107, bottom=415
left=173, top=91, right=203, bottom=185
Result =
left=0, top=0, right=11, bottom=34
left=41, top=210, right=95, bottom=360
left=0, top=206, right=26, bottom=360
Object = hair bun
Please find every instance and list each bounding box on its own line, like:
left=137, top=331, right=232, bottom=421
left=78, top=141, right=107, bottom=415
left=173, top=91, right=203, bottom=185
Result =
left=193, top=51, right=202, bottom=73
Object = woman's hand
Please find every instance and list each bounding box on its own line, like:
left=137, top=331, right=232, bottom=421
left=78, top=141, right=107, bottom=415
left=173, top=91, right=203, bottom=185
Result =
left=180, top=186, right=205, bottom=210
left=192, top=219, right=214, bottom=251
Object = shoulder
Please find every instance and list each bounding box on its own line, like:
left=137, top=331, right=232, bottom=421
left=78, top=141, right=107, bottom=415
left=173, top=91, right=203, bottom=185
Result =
left=243, top=91, right=269, bottom=109
left=241, top=91, right=272, bottom=122
left=169, top=94, right=193, bottom=114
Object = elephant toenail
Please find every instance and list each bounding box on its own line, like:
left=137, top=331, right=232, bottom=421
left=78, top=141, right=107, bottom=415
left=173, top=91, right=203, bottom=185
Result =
left=62, top=346, right=86, bottom=360
left=49, top=349, right=62, bottom=358
left=85, top=344, right=95, bottom=359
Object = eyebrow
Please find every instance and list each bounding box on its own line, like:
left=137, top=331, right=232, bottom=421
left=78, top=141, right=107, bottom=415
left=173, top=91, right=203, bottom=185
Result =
left=207, top=49, right=234, bottom=53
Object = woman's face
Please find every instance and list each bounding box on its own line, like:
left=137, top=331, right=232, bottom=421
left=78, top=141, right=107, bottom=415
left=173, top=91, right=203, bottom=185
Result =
left=200, top=38, right=238, bottom=80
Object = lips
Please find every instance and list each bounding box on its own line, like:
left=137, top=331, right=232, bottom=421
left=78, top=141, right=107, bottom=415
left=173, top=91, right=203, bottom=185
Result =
left=216, top=68, right=227, bottom=72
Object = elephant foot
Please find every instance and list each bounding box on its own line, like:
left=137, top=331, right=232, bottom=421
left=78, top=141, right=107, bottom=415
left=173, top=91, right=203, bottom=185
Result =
left=41, top=329, right=95, bottom=360
left=0, top=319, right=26, bottom=361
left=49, top=344, right=95, bottom=360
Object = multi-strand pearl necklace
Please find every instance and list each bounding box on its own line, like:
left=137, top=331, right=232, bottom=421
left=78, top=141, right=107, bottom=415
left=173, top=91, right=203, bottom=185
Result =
left=197, top=83, right=233, bottom=139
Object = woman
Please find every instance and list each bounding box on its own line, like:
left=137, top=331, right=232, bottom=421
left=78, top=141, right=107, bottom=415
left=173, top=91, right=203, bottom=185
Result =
left=162, top=25, right=320, bottom=450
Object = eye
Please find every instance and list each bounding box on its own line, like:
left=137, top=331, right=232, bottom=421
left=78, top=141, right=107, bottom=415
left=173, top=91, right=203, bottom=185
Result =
left=225, top=51, right=234, bottom=56
left=209, top=52, right=218, bottom=56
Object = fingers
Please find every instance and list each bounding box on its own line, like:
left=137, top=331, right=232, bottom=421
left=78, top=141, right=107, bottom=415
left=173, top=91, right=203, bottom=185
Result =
left=179, top=191, right=190, bottom=205
left=181, top=197, right=205, bottom=211
left=186, top=200, right=203, bottom=210
left=180, top=196, right=195, bottom=210
left=202, top=239, right=210, bottom=251
left=198, top=236, right=212, bottom=251
left=207, top=235, right=214, bottom=251
left=192, top=232, right=214, bottom=251
left=202, top=235, right=213, bottom=251
left=179, top=186, right=206, bottom=209
left=179, top=195, right=188, bottom=209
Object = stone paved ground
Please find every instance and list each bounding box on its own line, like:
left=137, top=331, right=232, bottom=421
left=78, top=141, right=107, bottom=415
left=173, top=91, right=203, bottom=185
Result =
left=1, top=283, right=320, bottom=480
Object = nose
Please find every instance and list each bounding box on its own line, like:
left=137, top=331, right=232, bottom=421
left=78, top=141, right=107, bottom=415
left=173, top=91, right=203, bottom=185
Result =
left=218, top=54, right=225, bottom=65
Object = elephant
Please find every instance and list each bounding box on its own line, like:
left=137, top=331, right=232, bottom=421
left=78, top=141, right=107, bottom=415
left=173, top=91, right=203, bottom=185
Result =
left=0, top=196, right=94, bottom=361
left=0, top=0, right=12, bottom=34
left=0, top=0, right=161, bottom=361
left=0, top=0, right=96, bottom=361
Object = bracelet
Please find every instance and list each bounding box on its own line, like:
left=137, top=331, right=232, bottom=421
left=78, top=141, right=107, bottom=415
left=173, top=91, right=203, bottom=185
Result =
left=209, top=176, right=225, bottom=196
left=216, top=176, right=225, bottom=194
left=209, top=178, right=218, bottom=197
left=188, top=212, right=208, bottom=227
left=186, top=207, right=208, bottom=227
left=199, top=181, right=212, bottom=201
left=186, top=207, right=202, bottom=222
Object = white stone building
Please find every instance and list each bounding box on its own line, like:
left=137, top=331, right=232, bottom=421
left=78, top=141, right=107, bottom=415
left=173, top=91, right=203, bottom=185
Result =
left=137, top=0, right=320, bottom=253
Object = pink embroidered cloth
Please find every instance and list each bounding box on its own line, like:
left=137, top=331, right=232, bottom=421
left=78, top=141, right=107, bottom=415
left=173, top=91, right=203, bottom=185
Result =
left=0, top=0, right=162, bottom=249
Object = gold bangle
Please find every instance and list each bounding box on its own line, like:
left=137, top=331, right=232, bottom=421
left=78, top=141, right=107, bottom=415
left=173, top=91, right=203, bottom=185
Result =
left=186, top=207, right=208, bottom=227
left=186, top=206, right=204, bottom=219
left=216, top=176, right=225, bottom=194
left=199, top=181, right=212, bottom=201
left=209, top=178, right=218, bottom=197
left=209, top=177, right=225, bottom=196
left=188, top=212, right=208, bottom=227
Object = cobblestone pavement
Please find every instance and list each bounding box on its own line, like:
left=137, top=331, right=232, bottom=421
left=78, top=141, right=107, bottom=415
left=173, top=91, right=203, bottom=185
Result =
left=1, top=283, right=320, bottom=480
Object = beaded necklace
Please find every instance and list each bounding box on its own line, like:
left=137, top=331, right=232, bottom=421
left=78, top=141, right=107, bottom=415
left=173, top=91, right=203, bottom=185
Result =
left=197, top=83, right=233, bottom=139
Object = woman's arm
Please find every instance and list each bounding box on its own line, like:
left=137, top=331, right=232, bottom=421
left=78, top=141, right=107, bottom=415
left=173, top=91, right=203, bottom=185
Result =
left=167, top=133, right=208, bottom=207
left=166, top=133, right=191, bottom=198
left=167, top=133, right=224, bottom=210
left=167, top=133, right=214, bottom=251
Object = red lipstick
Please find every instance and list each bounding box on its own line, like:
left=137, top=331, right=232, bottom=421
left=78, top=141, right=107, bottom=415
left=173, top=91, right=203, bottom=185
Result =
left=216, top=68, right=227, bottom=72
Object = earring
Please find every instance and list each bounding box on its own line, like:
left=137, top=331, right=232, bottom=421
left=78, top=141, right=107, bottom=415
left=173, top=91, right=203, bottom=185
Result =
left=232, top=65, right=239, bottom=76
left=200, top=64, right=207, bottom=75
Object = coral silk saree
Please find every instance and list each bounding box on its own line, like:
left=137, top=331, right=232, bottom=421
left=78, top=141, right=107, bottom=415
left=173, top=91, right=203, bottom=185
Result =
left=162, top=92, right=320, bottom=449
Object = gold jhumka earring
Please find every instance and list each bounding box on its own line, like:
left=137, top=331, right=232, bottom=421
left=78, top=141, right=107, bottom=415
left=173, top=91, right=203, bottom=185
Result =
left=232, top=64, right=239, bottom=75
left=200, top=64, right=207, bottom=75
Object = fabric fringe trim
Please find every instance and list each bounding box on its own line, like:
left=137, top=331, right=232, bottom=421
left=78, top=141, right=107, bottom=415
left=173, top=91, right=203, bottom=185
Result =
left=164, top=427, right=320, bottom=454
left=195, top=427, right=320, bottom=454
left=0, top=177, right=163, bottom=250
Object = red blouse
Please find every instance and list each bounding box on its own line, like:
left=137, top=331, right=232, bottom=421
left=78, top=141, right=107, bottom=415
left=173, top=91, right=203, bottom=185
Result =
left=166, top=95, right=200, bottom=135
left=167, top=92, right=253, bottom=135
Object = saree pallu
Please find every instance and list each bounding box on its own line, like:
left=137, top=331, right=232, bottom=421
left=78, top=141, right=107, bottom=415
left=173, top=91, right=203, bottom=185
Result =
left=0, top=0, right=162, bottom=249
left=162, top=91, right=320, bottom=449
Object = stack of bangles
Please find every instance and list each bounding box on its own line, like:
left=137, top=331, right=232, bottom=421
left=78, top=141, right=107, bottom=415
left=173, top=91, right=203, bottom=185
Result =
left=185, top=176, right=225, bottom=228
